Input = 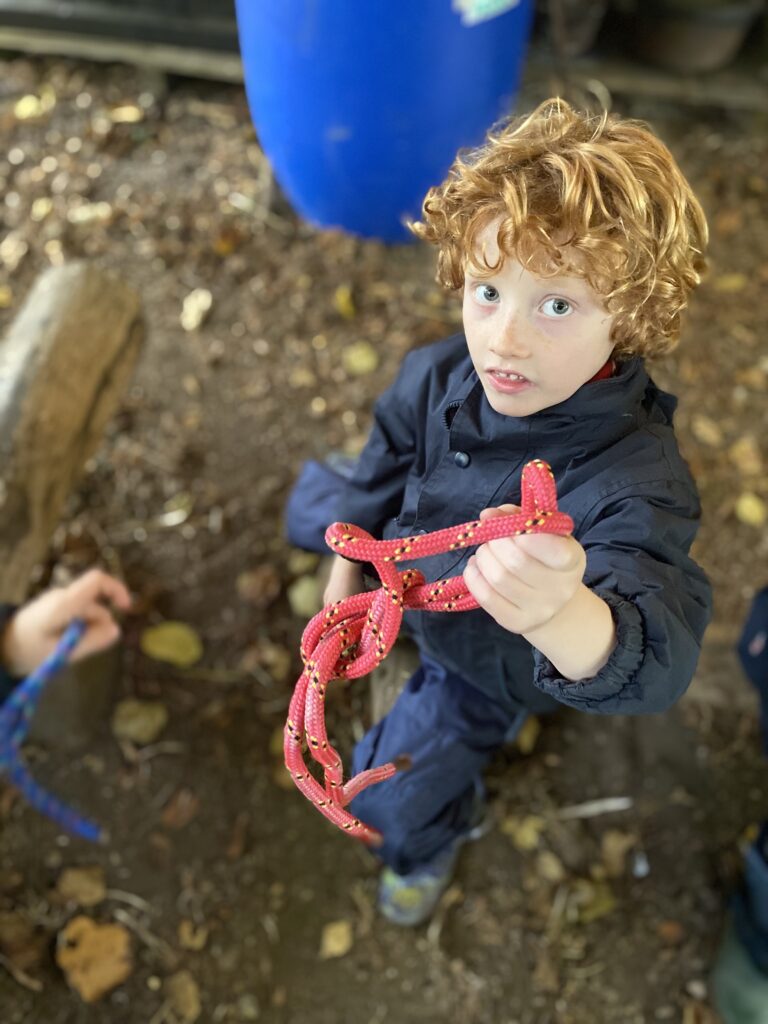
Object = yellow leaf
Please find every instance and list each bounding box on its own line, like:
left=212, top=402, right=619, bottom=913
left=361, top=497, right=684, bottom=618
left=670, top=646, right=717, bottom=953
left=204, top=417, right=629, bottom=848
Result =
left=56, top=916, right=133, bottom=1003
left=601, top=829, right=637, bottom=878
left=735, top=493, right=767, bottom=527
left=342, top=340, right=379, bottom=377
left=0, top=285, right=12, bottom=309
left=166, top=970, right=202, bottom=1023
left=691, top=415, right=723, bottom=448
left=714, top=273, right=748, bottom=293
left=333, top=284, right=356, bottom=319
left=319, top=919, right=353, bottom=959
left=111, top=699, right=168, bottom=745
left=140, top=622, right=203, bottom=668
left=729, top=436, right=763, bottom=476
left=109, top=105, right=143, bottom=124
left=536, top=850, right=566, bottom=884
left=14, top=94, right=44, bottom=120
left=571, top=879, right=616, bottom=924
left=178, top=919, right=208, bottom=951
left=500, top=814, right=545, bottom=851
left=515, top=715, right=541, bottom=755
left=56, top=866, right=107, bottom=908
left=287, top=576, right=320, bottom=619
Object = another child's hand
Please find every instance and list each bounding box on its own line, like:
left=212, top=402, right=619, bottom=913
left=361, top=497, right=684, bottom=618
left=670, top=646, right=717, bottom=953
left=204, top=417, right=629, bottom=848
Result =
left=1, top=569, right=132, bottom=677
left=463, top=505, right=586, bottom=634
left=323, top=556, right=364, bottom=607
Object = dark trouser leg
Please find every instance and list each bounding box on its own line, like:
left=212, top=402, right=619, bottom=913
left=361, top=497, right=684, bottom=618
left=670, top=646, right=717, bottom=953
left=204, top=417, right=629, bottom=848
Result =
left=350, top=652, right=524, bottom=876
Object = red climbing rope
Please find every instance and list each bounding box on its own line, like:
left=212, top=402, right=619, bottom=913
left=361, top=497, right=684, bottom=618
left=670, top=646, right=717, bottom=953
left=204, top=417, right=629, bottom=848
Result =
left=285, top=459, right=574, bottom=845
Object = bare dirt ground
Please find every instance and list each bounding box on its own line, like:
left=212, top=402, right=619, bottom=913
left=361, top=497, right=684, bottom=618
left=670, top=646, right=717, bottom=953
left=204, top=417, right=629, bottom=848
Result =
left=0, top=53, right=767, bottom=1024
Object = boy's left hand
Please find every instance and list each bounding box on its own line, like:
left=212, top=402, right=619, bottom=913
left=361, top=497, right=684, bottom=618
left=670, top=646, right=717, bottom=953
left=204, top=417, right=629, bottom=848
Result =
left=463, top=504, right=586, bottom=635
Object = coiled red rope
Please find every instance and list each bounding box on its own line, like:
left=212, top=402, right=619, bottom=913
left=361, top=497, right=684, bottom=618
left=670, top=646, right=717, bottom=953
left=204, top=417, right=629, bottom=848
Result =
left=285, top=459, right=574, bottom=845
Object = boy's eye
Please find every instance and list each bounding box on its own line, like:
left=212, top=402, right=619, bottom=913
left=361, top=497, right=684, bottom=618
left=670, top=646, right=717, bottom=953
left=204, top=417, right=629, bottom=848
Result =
left=474, top=284, right=500, bottom=305
left=541, top=297, right=572, bottom=317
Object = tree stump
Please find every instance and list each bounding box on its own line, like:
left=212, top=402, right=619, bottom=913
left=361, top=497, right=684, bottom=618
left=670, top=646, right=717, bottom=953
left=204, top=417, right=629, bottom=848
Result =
left=0, top=262, right=144, bottom=747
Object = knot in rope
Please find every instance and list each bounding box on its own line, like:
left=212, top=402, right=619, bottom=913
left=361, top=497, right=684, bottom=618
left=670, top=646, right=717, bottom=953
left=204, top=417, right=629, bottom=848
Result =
left=285, top=459, right=574, bottom=845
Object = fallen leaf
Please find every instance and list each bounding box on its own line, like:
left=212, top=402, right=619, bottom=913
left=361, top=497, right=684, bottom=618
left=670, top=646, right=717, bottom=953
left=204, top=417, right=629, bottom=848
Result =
left=515, top=716, right=541, bottom=755
left=657, top=919, right=685, bottom=946
left=269, top=726, right=285, bottom=759
left=319, top=919, right=353, bottom=959
left=729, top=436, right=763, bottom=476
left=532, top=947, right=560, bottom=993
left=0, top=285, right=13, bottom=308
left=691, top=415, right=723, bottom=447
left=342, top=340, right=379, bottom=377
left=161, top=788, right=201, bottom=830
left=178, top=919, right=209, bottom=951
left=287, top=550, right=320, bottom=575
left=56, top=916, right=132, bottom=1003
left=333, top=284, right=356, bottom=319
left=0, top=911, right=48, bottom=972
left=571, top=879, right=616, bottom=923
left=236, top=566, right=282, bottom=608
left=288, top=367, right=317, bottom=388
left=180, top=288, right=213, bottom=332
left=713, top=273, right=748, bottom=293
left=500, top=814, right=546, bottom=851
left=272, top=764, right=295, bottom=791
left=735, top=365, right=767, bottom=390
left=56, top=866, right=107, bottom=908
left=67, top=202, right=113, bottom=225
left=601, top=829, right=637, bottom=878
left=536, top=850, right=566, bottom=884
left=287, top=576, right=320, bottom=618
left=239, top=641, right=292, bottom=683
left=109, top=104, right=143, bottom=124
left=166, top=969, right=202, bottom=1023
left=111, top=699, right=168, bottom=745
left=735, top=492, right=767, bottom=527
left=140, top=622, right=203, bottom=668
left=714, top=209, right=743, bottom=235
left=225, top=811, right=250, bottom=862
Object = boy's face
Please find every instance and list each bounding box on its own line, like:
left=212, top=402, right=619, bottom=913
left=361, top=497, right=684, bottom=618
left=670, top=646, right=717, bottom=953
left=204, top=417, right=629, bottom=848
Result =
left=462, top=219, right=615, bottom=418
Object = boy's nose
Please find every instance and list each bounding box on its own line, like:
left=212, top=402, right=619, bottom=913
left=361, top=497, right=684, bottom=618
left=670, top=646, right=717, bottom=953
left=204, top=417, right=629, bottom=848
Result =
left=490, top=317, right=531, bottom=359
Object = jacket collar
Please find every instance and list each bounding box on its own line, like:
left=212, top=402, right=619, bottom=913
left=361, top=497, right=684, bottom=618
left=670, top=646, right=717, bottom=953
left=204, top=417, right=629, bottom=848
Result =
left=446, top=348, right=664, bottom=453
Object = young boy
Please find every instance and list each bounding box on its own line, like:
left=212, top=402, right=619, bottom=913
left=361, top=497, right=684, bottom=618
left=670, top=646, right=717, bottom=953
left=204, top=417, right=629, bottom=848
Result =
left=0, top=569, right=132, bottom=699
left=320, top=99, right=713, bottom=924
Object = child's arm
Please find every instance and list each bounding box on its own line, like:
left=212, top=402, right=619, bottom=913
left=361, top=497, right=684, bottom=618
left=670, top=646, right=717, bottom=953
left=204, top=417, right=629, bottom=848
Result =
left=323, top=556, right=365, bottom=606
left=1, top=569, right=132, bottom=678
left=465, top=488, right=712, bottom=711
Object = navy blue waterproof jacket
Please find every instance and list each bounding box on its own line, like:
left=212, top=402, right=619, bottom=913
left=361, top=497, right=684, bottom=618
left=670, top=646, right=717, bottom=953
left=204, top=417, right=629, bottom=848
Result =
left=336, top=333, right=712, bottom=717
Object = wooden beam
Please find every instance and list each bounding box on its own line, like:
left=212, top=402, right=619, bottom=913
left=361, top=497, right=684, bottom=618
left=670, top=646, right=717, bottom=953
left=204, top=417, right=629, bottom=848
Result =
left=0, top=25, right=244, bottom=83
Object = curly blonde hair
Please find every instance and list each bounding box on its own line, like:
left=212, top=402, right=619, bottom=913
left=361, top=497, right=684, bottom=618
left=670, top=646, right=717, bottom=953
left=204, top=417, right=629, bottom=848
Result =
left=411, top=98, right=708, bottom=357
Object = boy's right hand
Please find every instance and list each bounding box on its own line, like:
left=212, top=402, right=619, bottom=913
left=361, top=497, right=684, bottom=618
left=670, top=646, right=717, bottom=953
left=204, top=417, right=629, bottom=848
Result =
left=323, top=556, right=364, bottom=607
left=1, top=569, right=132, bottom=678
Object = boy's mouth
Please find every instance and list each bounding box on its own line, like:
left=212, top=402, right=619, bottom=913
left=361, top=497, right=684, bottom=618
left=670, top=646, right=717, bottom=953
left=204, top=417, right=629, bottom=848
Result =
left=487, top=368, right=533, bottom=394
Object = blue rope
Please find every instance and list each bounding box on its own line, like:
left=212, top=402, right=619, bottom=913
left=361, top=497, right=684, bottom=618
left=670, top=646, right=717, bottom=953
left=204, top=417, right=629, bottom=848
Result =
left=0, top=619, right=103, bottom=843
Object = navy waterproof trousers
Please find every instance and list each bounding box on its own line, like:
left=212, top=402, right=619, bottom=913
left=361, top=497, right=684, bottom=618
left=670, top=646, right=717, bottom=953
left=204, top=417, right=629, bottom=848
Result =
left=350, top=653, right=524, bottom=875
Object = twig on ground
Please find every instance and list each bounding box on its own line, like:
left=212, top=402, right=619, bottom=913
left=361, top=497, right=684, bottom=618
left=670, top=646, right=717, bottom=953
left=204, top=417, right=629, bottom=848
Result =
left=0, top=952, right=43, bottom=992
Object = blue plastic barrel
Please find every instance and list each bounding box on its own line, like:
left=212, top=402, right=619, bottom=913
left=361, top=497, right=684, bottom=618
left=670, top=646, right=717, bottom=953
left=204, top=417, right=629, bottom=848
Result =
left=235, top=0, right=534, bottom=241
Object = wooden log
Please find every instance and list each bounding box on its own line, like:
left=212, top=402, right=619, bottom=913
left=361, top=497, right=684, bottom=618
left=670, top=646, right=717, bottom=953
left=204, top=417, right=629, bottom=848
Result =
left=0, top=263, right=143, bottom=749
left=0, top=261, right=144, bottom=603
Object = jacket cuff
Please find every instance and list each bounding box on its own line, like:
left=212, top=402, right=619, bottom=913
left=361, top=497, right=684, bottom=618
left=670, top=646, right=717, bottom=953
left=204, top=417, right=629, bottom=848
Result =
left=0, top=604, right=21, bottom=702
left=532, top=590, right=645, bottom=711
